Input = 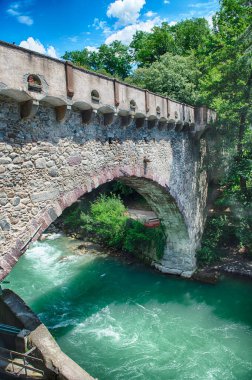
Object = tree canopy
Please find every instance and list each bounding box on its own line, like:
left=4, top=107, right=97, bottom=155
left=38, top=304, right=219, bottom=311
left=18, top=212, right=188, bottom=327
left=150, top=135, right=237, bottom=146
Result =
left=63, top=40, right=132, bottom=79
left=126, top=52, right=200, bottom=104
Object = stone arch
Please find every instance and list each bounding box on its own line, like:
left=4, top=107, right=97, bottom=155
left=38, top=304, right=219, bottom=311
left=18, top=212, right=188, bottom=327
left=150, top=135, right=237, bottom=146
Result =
left=1, top=166, right=196, bottom=281
left=91, top=89, right=100, bottom=103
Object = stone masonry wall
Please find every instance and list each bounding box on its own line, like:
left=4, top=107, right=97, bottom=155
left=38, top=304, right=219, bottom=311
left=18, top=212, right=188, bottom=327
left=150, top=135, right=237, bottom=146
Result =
left=0, top=96, right=209, bottom=279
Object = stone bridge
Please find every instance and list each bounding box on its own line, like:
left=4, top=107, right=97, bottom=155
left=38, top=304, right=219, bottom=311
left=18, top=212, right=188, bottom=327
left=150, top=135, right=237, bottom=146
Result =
left=0, top=41, right=216, bottom=280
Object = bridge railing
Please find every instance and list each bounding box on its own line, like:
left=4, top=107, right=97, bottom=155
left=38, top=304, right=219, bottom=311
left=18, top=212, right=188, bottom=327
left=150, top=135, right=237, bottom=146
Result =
left=0, top=40, right=216, bottom=136
left=0, top=346, right=44, bottom=377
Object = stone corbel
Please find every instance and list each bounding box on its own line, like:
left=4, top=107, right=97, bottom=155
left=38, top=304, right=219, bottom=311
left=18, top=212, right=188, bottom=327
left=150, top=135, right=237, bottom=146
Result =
left=128, top=114, right=135, bottom=128
left=192, top=125, right=210, bottom=140
left=20, top=99, right=39, bottom=119
left=175, top=122, right=184, bottom=132
left=55, top=105, right=71, bottom=123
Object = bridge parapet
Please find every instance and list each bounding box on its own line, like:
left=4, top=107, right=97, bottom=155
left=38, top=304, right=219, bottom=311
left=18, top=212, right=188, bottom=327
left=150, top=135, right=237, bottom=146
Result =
left=0, top=40, right=216, bottom=136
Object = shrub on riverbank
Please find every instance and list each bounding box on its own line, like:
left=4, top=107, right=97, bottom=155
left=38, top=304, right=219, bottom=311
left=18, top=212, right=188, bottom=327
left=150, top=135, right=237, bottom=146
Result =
left=63, top=194, right=165, bottom=260
left=80, top=194, right=127, bottom=248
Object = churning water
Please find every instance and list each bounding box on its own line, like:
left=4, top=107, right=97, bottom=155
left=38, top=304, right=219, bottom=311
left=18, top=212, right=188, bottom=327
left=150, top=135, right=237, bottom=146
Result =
left=5, top=235, right=252, bottom=380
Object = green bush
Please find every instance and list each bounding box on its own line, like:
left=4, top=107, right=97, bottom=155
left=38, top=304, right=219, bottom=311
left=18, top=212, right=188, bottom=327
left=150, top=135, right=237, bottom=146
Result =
left=123, top=220, right=165, bottom=260
left=111, top=181, right=134, bottom=196
left=63, top=204, right=82, bottom=230
left=197, top=215, right=228, bottom=265
left=63, top=194, right=166, bottom=260
left=80, top=194, right=127, bottom=248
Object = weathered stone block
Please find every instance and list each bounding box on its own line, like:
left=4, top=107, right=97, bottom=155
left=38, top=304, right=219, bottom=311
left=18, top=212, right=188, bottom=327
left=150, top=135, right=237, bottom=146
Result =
left=12, top=196, right=20, bottom=206
left=31, top=190, right=59, bottom=203
left=35, top=158, right=47, bottom=169
left=68, top=156, right=82, bottom=166
left=0, top=157, right=12, bottom=164
left=48, top=167, right=59, bottom=177
left=0, top=218, right=11, bottom=231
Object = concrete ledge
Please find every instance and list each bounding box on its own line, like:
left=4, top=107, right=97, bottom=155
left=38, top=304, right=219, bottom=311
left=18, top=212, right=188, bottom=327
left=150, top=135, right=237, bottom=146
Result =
left=0, top=290, right=95, bottom=380
left=153, top=263, right=195, bottom=278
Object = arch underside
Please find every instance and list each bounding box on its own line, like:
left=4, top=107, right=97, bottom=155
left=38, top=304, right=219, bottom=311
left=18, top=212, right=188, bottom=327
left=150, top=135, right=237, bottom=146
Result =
left=0, top=172, right=196, bottom=281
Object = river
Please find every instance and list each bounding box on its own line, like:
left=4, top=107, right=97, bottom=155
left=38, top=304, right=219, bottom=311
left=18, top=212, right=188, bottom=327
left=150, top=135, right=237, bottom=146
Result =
left=5, top=234, right=252, bottom=380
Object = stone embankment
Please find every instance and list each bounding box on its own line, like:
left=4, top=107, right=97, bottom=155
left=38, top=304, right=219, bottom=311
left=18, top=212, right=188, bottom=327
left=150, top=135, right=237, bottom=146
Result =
left=194, top=252, right=252, bottom=283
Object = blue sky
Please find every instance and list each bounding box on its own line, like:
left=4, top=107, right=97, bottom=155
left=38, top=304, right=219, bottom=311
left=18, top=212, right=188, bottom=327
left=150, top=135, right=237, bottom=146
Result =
left=0, top=0, right=220, bottom=58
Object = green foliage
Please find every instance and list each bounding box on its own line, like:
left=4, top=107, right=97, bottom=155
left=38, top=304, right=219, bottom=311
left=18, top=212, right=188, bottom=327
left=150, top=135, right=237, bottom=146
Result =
left=219, top=134, right=252, bottom=250
left=199, top=0, right=252, bottom=122
left=64, top=195, right=165, bottom=260
left=130, top=24, right=177, bottom=66
left=63, top=203, right=83, bottom=230
left=110, top=181, right=134, bottom=196
left=130, top=19, right=211, bottom=67
left=63, top=48, right=91, bottom=69
left=80, top=194, right=127, bottom=248
left=197, top=215, right=228, bottom=264
left=127, top=52, right=200, bottom=104
left=173, top=18, right=211, bottom=55
left=63, top=41, right=132, bottom=79
left=123, top=220, right=165, bottom=260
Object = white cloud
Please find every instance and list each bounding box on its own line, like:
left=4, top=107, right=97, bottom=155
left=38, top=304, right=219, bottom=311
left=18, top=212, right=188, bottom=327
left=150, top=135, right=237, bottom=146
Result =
left=7, top=1, right=34, bottom=25
left=19, top=37, right=58, bottom=58
left=68, top=36, right=78, bottom=43
left=46, top=45, right=57, bottom=58
left=180, top=0, right=218, bottom=26
left=93, top=18, right=111, bottom=35
left=107, top=0, right=146, bottom=27
left=86, top=46, right=98, bottom=52
left=169, top=21, right=177, bottom=26
left=186, top=0, right=218, bottom=17
left=145, top=11, right=157, bottom=18
left=188, top=0, right=218, bottom=27
left=164, top=0, right=170, bottom=4
left=7, top=8, right=19, bottom=16
left=189, top=1, right=216, bottom=9
left=205, top=12, right=214, bottom=27
left=17, top=15, right=33, bottom=25
left=105, top=16, right=164, bottom=45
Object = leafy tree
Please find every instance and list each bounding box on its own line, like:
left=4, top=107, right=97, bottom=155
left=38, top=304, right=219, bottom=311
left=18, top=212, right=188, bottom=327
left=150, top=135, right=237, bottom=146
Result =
left=196, top=0, right=252, bottom=256
left=130, top=24, right=177, bottom=66
left=172, top=18, right=211, bottom=55
left=126, top=52, right=200, bottom=104
left=63, top=41, right=132, bottom=79
left=92, top=41, right=132, bottom=79
left=130, top=19, right=211, bottom=67
left=63, top=48, right=91, bottom=69
left=80, top=194, right=127, bottom=247
left=199, top=0, right=252, bottom=194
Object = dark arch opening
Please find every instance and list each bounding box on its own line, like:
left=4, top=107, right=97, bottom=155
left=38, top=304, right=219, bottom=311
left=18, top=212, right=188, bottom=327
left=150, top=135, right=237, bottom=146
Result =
left=135, top=117, right=145, bottom=128
left=52, top=180, right=165, bottom=262
left=91, top=90, right=100, bottom=103
left=1, top=171, right=194, bottom=281
left=27, top=74, right=42, bottom=93
left=130, top=100, right=136, bottom=111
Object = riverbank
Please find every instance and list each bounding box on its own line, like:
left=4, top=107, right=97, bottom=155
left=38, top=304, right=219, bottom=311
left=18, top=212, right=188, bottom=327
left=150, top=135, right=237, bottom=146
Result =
left=194, top=248, right=252, bottom=282
left=43, top=221, right=252, bottom=284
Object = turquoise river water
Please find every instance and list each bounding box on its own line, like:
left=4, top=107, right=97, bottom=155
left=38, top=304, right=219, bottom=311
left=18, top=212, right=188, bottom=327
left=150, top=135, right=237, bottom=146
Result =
left=5, top=234, right=252, bottom=380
